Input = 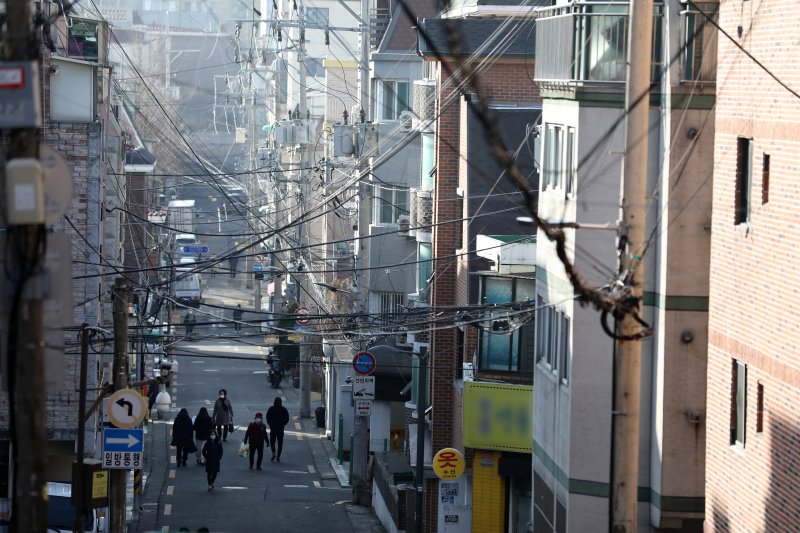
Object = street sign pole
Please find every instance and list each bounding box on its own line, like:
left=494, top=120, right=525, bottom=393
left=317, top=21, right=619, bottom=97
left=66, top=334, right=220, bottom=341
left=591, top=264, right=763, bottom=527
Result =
left=111, top=278, right=129, bottom=533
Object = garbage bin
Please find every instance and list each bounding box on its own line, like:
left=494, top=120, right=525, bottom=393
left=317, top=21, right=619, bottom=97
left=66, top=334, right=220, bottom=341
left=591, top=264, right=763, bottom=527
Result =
left=314, top=406, right=325, bottom=428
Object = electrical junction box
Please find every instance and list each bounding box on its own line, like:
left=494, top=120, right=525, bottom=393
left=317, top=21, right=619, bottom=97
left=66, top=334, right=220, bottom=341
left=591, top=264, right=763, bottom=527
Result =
left=5, top=158, right=44, bottom=225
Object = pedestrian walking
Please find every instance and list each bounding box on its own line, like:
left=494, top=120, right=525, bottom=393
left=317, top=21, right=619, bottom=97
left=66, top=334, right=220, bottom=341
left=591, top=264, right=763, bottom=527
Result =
left=183, top=310, right=196, bottom=336
left=193, top=407, right=213, bottom=465
left=229, top=254, right=239, bottom=278
left=202, top=430, right=224, bottom=491
left=232, top=304, right=243, bottom=332
left=171, top=408, right=196, bottom=467
left=266, top=397, right=290, bottom=462
left=243, top=412, right=269, bottom=470
left=212, top=388, right=234, bottom=441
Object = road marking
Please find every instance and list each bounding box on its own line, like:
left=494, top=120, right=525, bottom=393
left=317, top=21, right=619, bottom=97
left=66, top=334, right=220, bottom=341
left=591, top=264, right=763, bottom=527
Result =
left=164, top=504, right=172, bottom=516
left=162, top=526, right=169, bottom=532
left=252, top=370, right=268, bottom=374
left=313, top=480, right=321, bottom=488
left=190, top=361, right=205, bottom=364
left=170, top=456, right=176, bottom=464
left=169, top=469, right=176, bottom=479
left=167, top=485, right=174, bottom=496
left=294, top=422, right=301, bottom=430
left=203, top=369, right=221, bottom=372
left=308, top=465, right=316, bottom=474
left=284, top=470, right=309, bottom=474
left=220, top=486, right=248, bottom=490
left=283, top=484, right=309, bottom=488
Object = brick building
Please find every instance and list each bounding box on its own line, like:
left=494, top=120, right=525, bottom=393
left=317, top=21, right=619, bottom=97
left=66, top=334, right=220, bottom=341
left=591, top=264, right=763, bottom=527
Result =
left=419, top=14, right=540, bottom=532
left=705, top=1, right=800, bottom=531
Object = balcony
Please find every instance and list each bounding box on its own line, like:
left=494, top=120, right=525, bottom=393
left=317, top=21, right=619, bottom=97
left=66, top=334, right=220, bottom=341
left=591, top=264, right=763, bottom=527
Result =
left=534, top=2, right=664, bottom=87
left=370, top=8, right=391, bottom=50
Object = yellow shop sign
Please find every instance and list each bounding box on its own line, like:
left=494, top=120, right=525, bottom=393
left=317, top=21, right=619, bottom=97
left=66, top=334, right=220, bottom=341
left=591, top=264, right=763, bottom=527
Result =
left=463, top=381, right=532, bottom=452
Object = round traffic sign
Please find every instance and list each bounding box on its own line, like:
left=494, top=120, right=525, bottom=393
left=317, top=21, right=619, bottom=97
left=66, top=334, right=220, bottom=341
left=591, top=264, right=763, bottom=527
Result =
left=295, top=306, right=311, bottom=325
left=254, top=254, right=264, bottom=264
left=352, top=351, right=376, bottom=376
left=433, top=448, right=465, bottom=480
left=108, top=389, right=148, bottom=429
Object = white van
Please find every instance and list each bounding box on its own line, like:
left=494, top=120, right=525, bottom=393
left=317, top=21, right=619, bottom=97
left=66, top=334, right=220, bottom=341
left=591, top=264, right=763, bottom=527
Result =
left=173, top=271, right=202, bottom=307
left=46, top=482, right=106, bottom=532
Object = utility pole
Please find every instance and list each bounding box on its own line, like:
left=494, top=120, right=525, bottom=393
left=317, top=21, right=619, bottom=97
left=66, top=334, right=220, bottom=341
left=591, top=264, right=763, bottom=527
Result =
left=297, top=7, right=312, bottom=420
left=111, top=278, right=130, bottom=532
left=247, top=78, right=261, bottom=310
left=74, top=324, right=91, bottom=533
left=414, top=348, right=428, bottom=533
left=611, top=0, right=653, bottom=531
left=5, top=1, right=47, bottom=531
left=350, top=0, right=372, bottom=507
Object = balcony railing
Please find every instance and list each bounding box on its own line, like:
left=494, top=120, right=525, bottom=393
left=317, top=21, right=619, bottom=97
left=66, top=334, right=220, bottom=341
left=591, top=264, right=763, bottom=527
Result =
left=534, top=2, right=664, bottom=85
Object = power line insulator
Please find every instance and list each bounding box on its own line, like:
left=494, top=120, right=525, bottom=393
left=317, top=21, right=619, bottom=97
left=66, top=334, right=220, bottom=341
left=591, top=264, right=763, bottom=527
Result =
left=324, top=29, right=330, bottom=45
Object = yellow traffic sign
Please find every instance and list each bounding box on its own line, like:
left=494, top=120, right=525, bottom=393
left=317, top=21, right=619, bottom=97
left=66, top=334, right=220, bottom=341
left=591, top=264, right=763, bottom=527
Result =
left=107, top=388, right=147, bottom=429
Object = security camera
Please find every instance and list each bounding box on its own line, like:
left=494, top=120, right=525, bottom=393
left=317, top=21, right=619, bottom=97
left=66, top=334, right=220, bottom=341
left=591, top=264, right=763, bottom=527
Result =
left=49, top=65, right=59, bottom=75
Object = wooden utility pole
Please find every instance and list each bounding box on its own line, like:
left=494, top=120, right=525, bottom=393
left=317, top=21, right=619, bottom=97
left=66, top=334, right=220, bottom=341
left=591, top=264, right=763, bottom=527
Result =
left=611, top=0, right=653, bottom=531
left=111, top=278, right=130, bottom=532
left=74, top=324, right=90, bottom=533
left=297, top=10, right=311, bottom=421
left=4, top=1, right=47, bottom=532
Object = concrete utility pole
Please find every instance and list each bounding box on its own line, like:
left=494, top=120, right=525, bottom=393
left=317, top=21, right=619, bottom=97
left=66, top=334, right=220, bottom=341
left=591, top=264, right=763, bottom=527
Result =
left=611, top=0, right=653, bottom=531
left=350, top=0, right=372, bottom=507
left=247, top=81, right=262, bottom=314
left=4, top=1, right=47, bottom=531
left=297, top=7, right=312, bottom=420
left=111, top=278, right=130, bottom=532
left=414, top=348, right=428, bottom=533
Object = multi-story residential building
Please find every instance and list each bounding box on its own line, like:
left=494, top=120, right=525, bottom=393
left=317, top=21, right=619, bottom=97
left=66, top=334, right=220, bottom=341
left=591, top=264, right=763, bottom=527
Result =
left=705, top=2, right=800, bottom=531
left=532, top=1, right=717, bottom=531
left=0, top=6, right=127, bottom=490
left=418, top=11, right=539, bottom=532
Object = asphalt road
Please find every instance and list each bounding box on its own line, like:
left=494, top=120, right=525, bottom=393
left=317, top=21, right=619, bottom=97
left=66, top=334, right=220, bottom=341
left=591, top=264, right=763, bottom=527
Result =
left=135, top=333, right=357, bottom=533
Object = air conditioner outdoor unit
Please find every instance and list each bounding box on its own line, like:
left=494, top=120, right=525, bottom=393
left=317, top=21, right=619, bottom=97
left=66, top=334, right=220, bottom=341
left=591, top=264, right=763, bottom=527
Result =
left=396, top=214, right=411, bottom=236
left=398, top=110, right=414, bottom=132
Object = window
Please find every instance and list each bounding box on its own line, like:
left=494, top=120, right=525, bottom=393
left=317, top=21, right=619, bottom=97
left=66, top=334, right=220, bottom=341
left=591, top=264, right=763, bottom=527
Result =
left=371, top=291, right=404, bottom=325
left=417, top=242, right=432, bottom=299
left=535, top=299, right=571, bottom=385
left=735, top=137, right=752, bottom=225
left=731, top=360, right=747, bottom=446
left=762, top=153, right=770, bottom=205
left=566, top=128, right=576, bottom=197
left=680, top=3, right=718, bottom=83
left=375, top=80, right=410, bottom=121
left=541, top=123, right=576, bottom=195
left=67, top=18, right=100, bottom=61
left=478, top=277, right=535, bottom=372
left=756, top=382, right=764, bottom=433
left=305, top=7, right=329, bottom=25
left=374, top=185, right=409, bottom=224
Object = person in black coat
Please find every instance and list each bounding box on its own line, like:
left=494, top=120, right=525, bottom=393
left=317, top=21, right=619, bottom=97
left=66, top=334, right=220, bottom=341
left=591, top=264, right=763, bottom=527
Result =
left=266, top=397, right=290, bottom=462
left=232, top=304, right=243, bottom=332
left=202, top=430, right=224, bottom=491
left=193, top=407, right=213, bottom=465
left=243, top=412, right=269, bottom=470
left=171, top=408, right=196, bottom=467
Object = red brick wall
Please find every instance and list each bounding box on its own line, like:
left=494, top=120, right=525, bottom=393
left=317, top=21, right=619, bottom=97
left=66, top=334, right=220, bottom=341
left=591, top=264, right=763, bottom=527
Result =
left=706, top=1, right=800, bottom=530
left=426, top=58, right=538, bottom=531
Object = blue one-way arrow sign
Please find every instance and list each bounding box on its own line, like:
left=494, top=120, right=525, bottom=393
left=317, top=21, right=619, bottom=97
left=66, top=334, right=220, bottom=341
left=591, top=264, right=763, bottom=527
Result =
left=103, top=428, right=144, bottom=453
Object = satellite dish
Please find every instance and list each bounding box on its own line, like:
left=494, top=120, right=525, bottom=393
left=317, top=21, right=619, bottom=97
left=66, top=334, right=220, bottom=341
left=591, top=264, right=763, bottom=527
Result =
left=39, top=145, right=73, bottom=225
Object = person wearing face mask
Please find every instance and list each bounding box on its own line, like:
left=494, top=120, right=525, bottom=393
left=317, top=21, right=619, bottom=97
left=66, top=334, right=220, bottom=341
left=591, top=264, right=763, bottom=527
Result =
left=243, top=412, right=269, bottom=470
left=212, top=388, right=234, bottom=441
left=266, top=396, right=290, bottom=463
left=202, top=430, right=224, bottom=491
